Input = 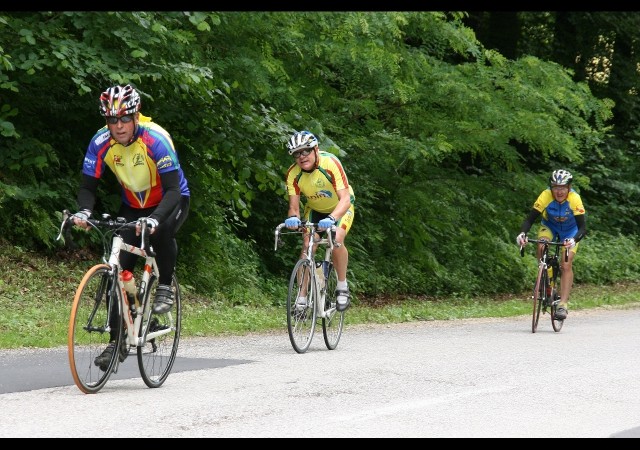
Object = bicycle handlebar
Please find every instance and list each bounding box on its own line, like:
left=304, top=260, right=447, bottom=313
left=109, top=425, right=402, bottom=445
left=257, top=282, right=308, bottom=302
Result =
left=519, top=237, right=569, bottom=262
left=274, top=221, right=338, bottom=251
left=57, top=209, right=155, bottom=256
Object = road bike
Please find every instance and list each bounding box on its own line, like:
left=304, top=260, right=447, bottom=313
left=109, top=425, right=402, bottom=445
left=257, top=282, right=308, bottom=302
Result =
left=520, top=236, right=569, bottom=333
left=274, top=221, right=345, bottom=354
left=57, top=210, right=181, bottom=394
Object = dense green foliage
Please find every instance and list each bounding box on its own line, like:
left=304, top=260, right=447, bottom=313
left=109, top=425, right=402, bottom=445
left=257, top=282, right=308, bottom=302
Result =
left=2, top=12, right=640, bottom=308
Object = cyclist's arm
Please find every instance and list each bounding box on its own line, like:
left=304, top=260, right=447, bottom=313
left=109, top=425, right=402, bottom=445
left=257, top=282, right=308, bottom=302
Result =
left=287, top=194, right=302, bottom=219
left=149, top=170, right=181, bottom=224
left=329, top=188, right=351, bottom=221
left=520, top=208, right=541, bottom=234
left=572, top=214, right=586, bottom=242
left=77, top=173, right=99, bottom=213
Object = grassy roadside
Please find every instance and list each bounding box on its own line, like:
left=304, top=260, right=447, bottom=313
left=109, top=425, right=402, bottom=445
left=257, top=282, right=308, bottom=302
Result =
left=2, top=244, right=640, bottom=349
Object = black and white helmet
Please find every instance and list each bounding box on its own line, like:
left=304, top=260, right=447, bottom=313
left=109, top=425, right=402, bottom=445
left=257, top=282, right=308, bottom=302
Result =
left=287, top=131, right=318, bottom=155
left=549, top=169, right=573, bottom=186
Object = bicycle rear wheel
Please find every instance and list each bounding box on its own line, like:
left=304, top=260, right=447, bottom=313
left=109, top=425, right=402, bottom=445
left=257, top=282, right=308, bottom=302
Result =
left=138, top=273, right=182, bottom=388
left=68, top=264, right=120, bottom=394
left=322, top=262, right=344, bottom=350
left=531, top=266, right=545, bottom=333
left=287, top=259, right=317, bottom=354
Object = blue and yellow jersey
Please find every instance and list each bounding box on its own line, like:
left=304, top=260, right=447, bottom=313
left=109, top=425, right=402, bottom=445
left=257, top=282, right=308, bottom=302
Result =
left=285, top=151, right=355, bottom=214
left=533, top=188, right=585, bottom=234
left=82, top=115, right=190, bottom=209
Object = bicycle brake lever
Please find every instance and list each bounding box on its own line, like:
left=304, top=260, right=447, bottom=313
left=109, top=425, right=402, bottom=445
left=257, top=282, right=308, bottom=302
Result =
left=56, top=209, right=71, bottom=242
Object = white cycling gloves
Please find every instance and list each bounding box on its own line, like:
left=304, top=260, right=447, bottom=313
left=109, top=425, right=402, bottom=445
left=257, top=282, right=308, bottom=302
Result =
left=74, top=209, right=91, bottom=221
left=137, top=217, right=159, bottom=232
left=564, top=237, right=576, bottom=249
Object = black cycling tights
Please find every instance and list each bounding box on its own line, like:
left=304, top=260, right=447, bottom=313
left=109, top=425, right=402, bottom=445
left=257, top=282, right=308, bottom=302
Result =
left=117, top=196, right=190, bottom=286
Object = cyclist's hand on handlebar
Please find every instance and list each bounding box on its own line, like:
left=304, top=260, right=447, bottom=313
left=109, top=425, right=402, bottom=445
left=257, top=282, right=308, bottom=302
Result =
left=284, top=216, right=301, bottom=229
left=318, top=216, right=335, bottom=230
left=564, top=237, right=576, bottom=249
left=136, top=217, right=159, bottom=236
left=516, top=232, right=527, bottom=247
left=72, top=210, right=92, bottom=230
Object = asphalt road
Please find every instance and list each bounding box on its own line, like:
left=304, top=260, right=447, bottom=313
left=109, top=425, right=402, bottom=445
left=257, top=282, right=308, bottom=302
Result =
left=1, top=306, right=639, bottom=438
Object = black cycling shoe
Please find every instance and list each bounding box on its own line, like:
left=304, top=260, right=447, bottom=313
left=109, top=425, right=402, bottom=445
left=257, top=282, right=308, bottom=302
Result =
left=152, top=284, right=174, bottom=315
left=335, top=289, right=351, bottom=312
left=554, top=306, right=568, bottom=320
left=94, top=340, right=128, bottom=371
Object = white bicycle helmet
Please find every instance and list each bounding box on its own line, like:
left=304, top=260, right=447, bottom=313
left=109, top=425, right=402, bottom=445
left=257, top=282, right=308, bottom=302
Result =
left=287, top=131, right=318, bottom=155
left=549, top=169, right=573, bottom=186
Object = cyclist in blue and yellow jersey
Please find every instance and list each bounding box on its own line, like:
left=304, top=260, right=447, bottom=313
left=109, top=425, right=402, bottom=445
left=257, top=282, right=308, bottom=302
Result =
left=516, top=169, right=587, bottom=321
left=283, top=131, right=355, bottom=312
left=72, top=84, right=190, bottom=367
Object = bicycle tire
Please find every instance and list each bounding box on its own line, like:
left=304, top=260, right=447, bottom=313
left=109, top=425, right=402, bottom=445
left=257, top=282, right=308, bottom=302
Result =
left=322, top=262, right=344, bottom=350
left=287, top=258, right=317, bottom=354
left=68, top=264, right=120, bottom=394
left=531, top=265, right=545, bottom=333
left=550, top=290, right=564, bottom=332
left=138, top=273, right=182, bottom=388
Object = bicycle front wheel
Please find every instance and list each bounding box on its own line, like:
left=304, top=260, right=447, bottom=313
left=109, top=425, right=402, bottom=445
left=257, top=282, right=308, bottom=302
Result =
left=322, top=262, right=344, bottom=350
left=287, top=259, right=317, bottom=354
left=138, top=273, right=182, bottom=388
left=68, top=264, right=120, bottom=394
left=531, top=266, right=546, bottom=333
left=550, top=289, right=564, bottom=332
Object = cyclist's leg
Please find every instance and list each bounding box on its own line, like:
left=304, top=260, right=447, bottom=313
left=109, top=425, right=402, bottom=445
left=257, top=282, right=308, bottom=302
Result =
left=537, top=226, right=553, bottom=259
left=333, top=206, right=354, bottom=311
left=149, top=197, right=189, bottom=314
left=93, top=278, right=128, bottom=368
left=556, top=227, right=579, bottom=319
left=559, top=243, right=578, bottom=309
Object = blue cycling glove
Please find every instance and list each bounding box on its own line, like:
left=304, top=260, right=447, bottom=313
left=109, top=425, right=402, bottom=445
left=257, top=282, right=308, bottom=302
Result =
left=318, top=216, right=336, bottom=230
left=285, top=216, right=301, bottom=228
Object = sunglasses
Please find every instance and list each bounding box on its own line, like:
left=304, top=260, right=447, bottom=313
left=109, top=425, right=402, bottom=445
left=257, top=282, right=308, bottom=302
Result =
left=292, top=148, right=313, bottom=159
left=106, top=114, right=134, bottom=125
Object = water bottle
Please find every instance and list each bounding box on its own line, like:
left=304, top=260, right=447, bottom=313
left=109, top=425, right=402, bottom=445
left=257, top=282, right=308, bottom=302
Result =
left=122, top=270, right=139, bottom=310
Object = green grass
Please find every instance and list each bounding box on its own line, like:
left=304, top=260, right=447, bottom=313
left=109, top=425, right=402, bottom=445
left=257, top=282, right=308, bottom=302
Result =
left=2, top=244, right=640, bottom=349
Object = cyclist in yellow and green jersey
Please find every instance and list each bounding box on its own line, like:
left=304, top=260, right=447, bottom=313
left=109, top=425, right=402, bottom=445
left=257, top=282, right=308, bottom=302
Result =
left=516, top=169, right=587, bottom=320
left=283, top=131, right=355, bottom=312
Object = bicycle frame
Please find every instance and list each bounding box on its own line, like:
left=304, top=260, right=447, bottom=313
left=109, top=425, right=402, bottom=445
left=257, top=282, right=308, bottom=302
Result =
left=108, top=232, right=165, bottom=347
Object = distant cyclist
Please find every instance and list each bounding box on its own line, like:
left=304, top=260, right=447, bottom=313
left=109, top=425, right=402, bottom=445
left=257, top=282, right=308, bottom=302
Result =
left=283, top=131, right=355, bottom=312
left=516, top=169, right=586, bottom=320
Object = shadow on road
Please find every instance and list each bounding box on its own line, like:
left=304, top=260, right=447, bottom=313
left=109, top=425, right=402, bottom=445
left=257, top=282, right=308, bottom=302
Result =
left=0, top=348, right=250, bottom=394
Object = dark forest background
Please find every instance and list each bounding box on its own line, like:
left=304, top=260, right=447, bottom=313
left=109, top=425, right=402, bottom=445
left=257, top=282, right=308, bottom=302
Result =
left=2, top=12, right=640, bottom=307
